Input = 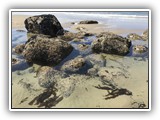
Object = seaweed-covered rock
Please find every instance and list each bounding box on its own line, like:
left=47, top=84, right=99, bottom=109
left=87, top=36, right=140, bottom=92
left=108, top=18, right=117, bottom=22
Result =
left=61, top=56, right=86, bottom=73
left=133, top=45, right=148, bottom=53
left=24, top=14, right=64, bottom=37
left=79, top=20, right=98, bottom=24
left=22, top=35, right=73, bottom=65
left=142, top=29, right=148, bottom=41
left=58, top=31, right=93, bottom=41
left=92, top=32, right=131, bottom=55
left=127, top=33, right=143, bottom=40
left=13, top=44, right=25, bottom=54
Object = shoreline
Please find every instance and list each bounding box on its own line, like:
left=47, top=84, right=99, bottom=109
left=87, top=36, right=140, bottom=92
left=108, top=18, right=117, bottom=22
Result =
left=12, top=15, right=146, bottom=35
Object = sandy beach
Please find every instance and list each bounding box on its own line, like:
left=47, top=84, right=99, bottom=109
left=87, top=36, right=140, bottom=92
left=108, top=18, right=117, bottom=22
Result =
left=11, top=13, right=149, bottom=109
left=12, top=15, right=145, bottom=34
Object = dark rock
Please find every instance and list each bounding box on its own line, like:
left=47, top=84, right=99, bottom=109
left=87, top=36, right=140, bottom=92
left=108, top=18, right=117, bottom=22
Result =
left=13, top=44, right=25, bottom=54
left=61, top=56, right=86, bottom=73
left=71, top=22, right=75, bottom=24
left=133, top=45, right=148, bottom=53
left=92, top=32, right=131, bottom=55
left=79, top=20, right=98, bottom=24
left=22, top=35, right=73, bottom=65
left=24, top=14, right=64, bottom=37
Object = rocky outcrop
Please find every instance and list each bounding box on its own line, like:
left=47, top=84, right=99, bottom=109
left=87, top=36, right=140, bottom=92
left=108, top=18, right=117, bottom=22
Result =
left=92, top=32, right=131, bottom=55
left=61, top=56, right=86, bottom=73
left=24, top=14, right=64, bottom=37
left=133, top=45, right=148, bottom=53
left=127, top=31, right=148, bottom=41
left=13, top=44, right=25, bottom=54
left=22, top=35, right=73, bottom=65
left=79, top=20, right=98, bottom=24
left=142, top=29, right=148, bottom=40
left=127, top=33, right=143, bottom=40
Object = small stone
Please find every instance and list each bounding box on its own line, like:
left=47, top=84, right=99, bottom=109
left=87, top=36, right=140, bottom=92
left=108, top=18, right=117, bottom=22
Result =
left=133, top=45, right=148, bottom=53
left=78, top=44, right=89, bottom=51
left=13, top=44, right=25, bottom=54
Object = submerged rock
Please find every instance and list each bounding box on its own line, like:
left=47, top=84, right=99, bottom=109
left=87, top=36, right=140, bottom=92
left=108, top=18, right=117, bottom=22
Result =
left=133, top=45, right=148, bottom=53
left=127, top=33, right=144, bottom=40
left=92, top=32, right=131, bottom=55
left=98, top=68, right=113, bottom=81
left=79, top=20, right=98, bottom=24
left=37, top=66, right=68, bottom=88
left=24, top=14, right=64, bottom=37
left=78, top=44, right=89, bottom=51
left=61, top=56, right=86, bottom=73
left=22, top=35, right=73, bottom=65
left=13, top=44, right=25, bottom=54
left=87, top=67, right=98, bottom=76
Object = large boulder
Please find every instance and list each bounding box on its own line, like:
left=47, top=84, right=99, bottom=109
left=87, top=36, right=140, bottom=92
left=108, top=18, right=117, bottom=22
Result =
left=24, top=14, right=64, bottom=37
left=22, top=35, right=73, bottom=65
left=92, top=32, right=131, bottom=55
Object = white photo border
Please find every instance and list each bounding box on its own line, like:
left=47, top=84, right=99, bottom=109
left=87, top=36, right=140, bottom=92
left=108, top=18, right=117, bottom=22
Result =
left=9, top=9, right=151, bottom=111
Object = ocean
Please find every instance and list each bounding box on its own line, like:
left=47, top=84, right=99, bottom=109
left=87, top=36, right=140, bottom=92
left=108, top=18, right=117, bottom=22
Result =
left=12, top=11, right=148, bottom=30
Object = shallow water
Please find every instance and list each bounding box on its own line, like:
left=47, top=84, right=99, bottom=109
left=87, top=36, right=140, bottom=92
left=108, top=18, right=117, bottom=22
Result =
left=12, top=28, right=148, bottom=72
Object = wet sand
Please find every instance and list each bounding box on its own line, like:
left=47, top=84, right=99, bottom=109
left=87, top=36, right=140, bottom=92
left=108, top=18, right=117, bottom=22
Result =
left=11, top=15, right=149, bottom=109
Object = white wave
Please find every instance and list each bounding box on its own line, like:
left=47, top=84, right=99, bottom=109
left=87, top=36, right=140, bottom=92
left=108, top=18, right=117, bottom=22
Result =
left=12, top=11, right=148, bottom=19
